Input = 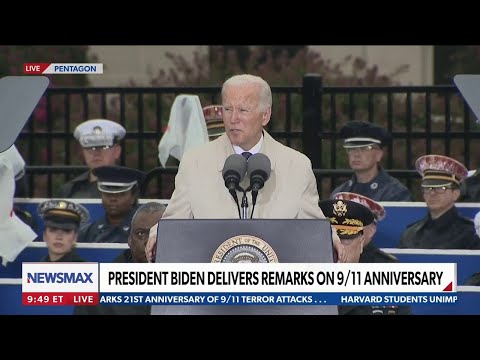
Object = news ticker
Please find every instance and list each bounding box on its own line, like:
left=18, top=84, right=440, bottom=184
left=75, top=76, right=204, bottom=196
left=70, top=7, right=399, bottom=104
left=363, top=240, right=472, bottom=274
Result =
left=22, top=262, right=457, bottom=306
left=23, top=63, right=103, bottom=75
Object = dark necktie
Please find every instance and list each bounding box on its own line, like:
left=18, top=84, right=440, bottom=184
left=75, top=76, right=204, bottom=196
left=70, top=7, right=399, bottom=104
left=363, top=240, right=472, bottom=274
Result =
left=242, top=152, right=252, bottom=160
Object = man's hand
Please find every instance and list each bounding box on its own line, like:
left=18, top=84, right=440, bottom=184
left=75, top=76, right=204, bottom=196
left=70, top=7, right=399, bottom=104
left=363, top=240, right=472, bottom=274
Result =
left=331, top=228, right=347, bottom=263
left=145, top=222, right=159, bottom=263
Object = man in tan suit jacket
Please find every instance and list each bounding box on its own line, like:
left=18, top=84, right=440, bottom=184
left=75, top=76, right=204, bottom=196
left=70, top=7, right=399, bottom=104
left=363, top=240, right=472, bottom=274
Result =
left=146, top=74, right=345, bottom=261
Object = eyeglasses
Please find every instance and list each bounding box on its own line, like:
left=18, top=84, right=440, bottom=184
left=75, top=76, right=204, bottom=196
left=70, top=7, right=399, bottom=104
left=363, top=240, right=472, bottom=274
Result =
left=84, top=145, right=112, bottom=151
left=345, top=145, right=379, bottom=154
left=421, top=186, right=454, bottom=194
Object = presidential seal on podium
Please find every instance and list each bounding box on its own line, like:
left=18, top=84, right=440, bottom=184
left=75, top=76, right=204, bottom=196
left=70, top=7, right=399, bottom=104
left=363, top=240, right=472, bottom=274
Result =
left=211, top=235, right=279, bottom=263
left=152, top=218, right=338, bottom=314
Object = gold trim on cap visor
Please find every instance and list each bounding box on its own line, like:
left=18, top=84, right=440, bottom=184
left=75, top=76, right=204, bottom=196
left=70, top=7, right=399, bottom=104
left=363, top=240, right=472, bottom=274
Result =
left=422, top=174, right=459, bottom=184
left=47, top=209, right=80, bottom=220
left=333, top=224, right=364, bottom=231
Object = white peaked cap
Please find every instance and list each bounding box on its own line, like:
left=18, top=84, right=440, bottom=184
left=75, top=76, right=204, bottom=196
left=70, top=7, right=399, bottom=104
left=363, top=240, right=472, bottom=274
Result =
left=74, top=119, right=126, bottom=148
left=1, top=145, right=26, bottom=180
left=0, top=157, right=37, bottom=266
left=158, top=95, right=209, bottom=167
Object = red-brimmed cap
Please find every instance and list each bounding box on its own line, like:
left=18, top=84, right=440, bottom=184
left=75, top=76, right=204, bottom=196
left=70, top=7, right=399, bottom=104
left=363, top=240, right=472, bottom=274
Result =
left=203, top=105, right=224, bottom=138
left=415, top=155, right=468, bottom=187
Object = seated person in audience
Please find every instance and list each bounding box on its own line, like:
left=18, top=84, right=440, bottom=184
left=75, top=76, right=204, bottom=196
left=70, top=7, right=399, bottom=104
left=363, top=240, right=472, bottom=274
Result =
left=37, top=199, right=90, bottom=262
left=319, top=198, right=411, bottom=315
left=78, top=165, right=145, bottom=243
left=74, top=201, right=166, bottom=315
left=333, top=192, right=398, bottom=262
left=330, top=120, right=411, bottom=202
left=399, top=154, right=480, bottom=249
left=58, top=119, right=126, bottom=199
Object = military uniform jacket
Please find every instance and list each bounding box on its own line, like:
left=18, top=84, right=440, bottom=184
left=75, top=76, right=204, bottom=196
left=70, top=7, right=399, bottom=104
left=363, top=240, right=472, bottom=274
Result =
left=399, top=206, right=480, bottom=249
left=41, top=250, right=86, bottom=262
left=73, top=249, right=151, bottom=315
left=57, top=171, right=101, bottom=199
left=338, top=242, right=412, bottom=315
left=162, top=130, right=324, bottom=220
left=77, top=205, right=139, bottom=243
left=331, top=167, right=412, bottom=202
left=460, top=171, right=480, bottom=202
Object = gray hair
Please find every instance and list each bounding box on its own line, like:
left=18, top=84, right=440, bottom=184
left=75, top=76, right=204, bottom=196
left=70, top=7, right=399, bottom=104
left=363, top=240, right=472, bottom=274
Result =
left=131, top=201, right=167, bottom=225
left=221, top=74, right=272, bottom=112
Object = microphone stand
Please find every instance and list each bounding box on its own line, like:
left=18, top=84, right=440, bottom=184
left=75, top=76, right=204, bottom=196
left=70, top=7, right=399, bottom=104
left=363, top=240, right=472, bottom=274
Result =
left=238, top=185, right=249, bottom=220
left=241, top=190, right=248, bottom=219
left=245, top=185, right=256, bottom=219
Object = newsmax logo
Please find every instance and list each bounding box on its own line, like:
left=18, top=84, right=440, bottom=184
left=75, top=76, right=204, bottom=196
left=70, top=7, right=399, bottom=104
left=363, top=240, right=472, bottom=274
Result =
left=24, top=63, right=103, bottom=74
left=23, top=263, right=99, bottom=292
left=27, top=272, right=94, bottom=283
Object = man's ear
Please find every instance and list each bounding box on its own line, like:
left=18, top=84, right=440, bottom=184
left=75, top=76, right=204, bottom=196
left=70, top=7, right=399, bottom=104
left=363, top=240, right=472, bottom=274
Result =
left=453, top=188, right=461, bottom=202
left=114, top=144, right=122, bottom=160
left=261, top=108, right=272, bottom=127
left=376, top=148, right=384, bottom=163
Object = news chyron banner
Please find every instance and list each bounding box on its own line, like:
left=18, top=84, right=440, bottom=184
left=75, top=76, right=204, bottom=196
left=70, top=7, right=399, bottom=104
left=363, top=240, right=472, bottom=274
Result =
left=22, top=262, right=458, bottom=307
left=24, top=63, right=103, bottom=75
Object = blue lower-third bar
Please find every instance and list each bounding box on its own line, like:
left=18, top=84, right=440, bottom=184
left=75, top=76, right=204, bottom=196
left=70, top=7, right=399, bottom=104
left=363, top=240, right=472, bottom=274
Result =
left=98, top=292, right=458, bottom=306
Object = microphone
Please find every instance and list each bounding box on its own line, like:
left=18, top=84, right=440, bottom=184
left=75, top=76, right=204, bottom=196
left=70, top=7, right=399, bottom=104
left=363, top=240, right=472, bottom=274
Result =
left=222, top=154, right=247, bottom=218
left=246, top=153, right=271, bottom=217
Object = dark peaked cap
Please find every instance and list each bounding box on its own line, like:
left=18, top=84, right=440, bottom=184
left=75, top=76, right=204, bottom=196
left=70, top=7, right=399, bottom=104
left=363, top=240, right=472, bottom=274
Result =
left=203, top=105, right=225, bottom=138
left=319, top=199, right=374, bottom=239
left=93, top=165, right=145, bottom=194
left=334, top=192, right=386, bottom=222
left=340, top=120, right=391, bottom=148
left=38, top=199, right=90, bottom=230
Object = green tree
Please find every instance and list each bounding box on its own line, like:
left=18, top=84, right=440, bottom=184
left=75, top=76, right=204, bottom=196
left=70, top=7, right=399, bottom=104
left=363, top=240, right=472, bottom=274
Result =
left=434, top=45, right=480, bottom=85
left=122, top=46, right=413, bottom=198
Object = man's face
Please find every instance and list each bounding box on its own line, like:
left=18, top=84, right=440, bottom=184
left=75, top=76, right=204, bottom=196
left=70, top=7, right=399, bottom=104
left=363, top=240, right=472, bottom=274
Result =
left=43, top=227, right=77, bottom=257
left=82, top=144, right=121, bottom=169
left=128, top=211, right=164, bottom=263
left=346, top=145, right=383, bottom=172
left=340, top=233, right=364, bottom=263
left=222, top=84, right=271, bottom=151
left=422, top=186, right=460, bottom=213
